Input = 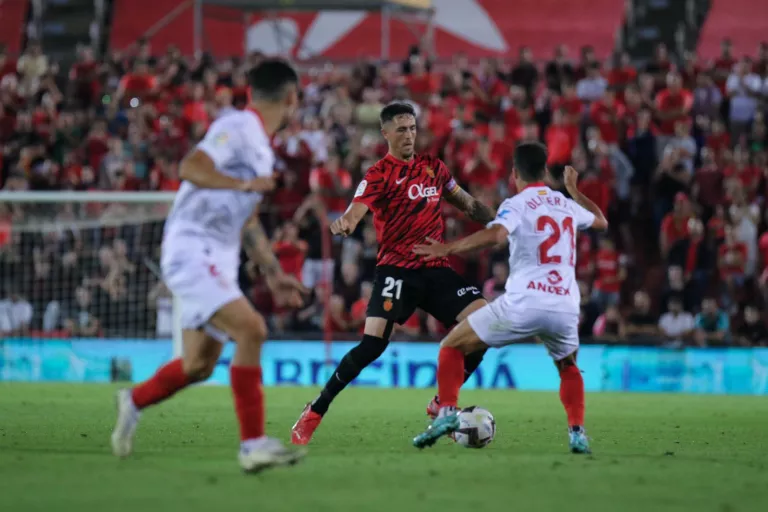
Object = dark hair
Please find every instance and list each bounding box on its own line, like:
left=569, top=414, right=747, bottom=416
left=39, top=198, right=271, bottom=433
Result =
left=248, top=58, right=299, bottom=102
left=513, top=142, right=548, bottom=182
left=380, top=102, right=416, bottom=125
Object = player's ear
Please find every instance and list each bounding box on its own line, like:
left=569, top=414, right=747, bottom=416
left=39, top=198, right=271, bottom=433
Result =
left=285, top=86, right=299, bottom=110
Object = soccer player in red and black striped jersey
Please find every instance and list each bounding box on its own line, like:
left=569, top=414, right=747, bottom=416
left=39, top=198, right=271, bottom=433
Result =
left=292, top=102, right=496, bottom=445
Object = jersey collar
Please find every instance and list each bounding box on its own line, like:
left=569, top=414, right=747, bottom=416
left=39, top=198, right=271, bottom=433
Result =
left=384, top=152, right=414, bottom=166
left=520, top=181, right=547, bottom=192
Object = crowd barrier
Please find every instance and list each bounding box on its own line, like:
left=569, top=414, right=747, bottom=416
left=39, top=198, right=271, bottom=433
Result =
left=1, top=339, right=767, bottom=395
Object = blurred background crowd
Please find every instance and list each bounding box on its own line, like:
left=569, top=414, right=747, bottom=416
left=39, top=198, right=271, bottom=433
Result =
left=1, top=8, right=768, bottom=346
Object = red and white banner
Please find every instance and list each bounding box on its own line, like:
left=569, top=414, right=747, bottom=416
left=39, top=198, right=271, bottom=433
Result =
left=111, top=0, right=623, bottom=60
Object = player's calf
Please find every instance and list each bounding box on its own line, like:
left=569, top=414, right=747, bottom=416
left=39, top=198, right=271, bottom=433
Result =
left=555, top=351, right=590, bottom=454
left=209, top=298, right=281, bottom=467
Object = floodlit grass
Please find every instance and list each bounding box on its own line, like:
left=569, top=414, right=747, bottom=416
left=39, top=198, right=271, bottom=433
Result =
left=1, top=384, right=766, bottom=512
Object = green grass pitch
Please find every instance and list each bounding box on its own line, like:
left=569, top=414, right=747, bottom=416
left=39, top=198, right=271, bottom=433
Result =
left=1, top=383, right=767, bottom=512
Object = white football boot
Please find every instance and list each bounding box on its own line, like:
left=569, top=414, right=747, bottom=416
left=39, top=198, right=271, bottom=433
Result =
left=111, top=389, right=140, bottom=457
left=238, top=437, right=306, bottom=473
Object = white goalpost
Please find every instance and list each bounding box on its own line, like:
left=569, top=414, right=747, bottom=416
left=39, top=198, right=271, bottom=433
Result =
left=0, top=191, right=184, bottom=359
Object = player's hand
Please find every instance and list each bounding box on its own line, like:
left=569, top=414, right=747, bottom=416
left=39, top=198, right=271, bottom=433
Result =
left=330, top=216, right=353, bottom=236
left=563, top=166, right=579, bottom=192
left=412, top=237, right=449, bottom=261
left=240, top=177, right=276, bottom=193
left=266, top=271, right=308, bottom=308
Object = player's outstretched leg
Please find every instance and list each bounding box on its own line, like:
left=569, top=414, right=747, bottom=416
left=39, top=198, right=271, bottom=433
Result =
left=414, top=320, right=488, bottom=449
left=425, top=297, right=488, bottom=418
left=111, top=331, right=221, bottom=457
left=556, top=351, right=590, bottom=454
left=292, top=317, right=390, bottom=445
left=426, top=348, right=488, bottom=418
left=212, top=298, right=306, bottom=472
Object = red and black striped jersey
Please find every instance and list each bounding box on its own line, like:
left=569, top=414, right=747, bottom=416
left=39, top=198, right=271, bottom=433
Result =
left=352, top=153, right=460, bottom=269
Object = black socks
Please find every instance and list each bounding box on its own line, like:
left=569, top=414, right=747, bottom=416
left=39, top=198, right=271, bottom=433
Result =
left=311, top=334, right=388, bottom=415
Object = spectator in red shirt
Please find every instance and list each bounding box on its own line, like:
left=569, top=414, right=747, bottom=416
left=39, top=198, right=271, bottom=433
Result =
left=724, top=147, right=760, bottom=199
left=591, top=236, right=625, bottom=310
left=546, top=108, right=577, bottom=165
left=660, top=192, right=692, bottom=258
left=575, top=232, right=594, bottom=282
left=646, top=43, right=674, bottom=89
left=680, top=50, right=703, bottom=90
left=182, top=82, right=210, bottom=132
left=705, top=119, right=731, bottom=163
left=590, top=87, right=624, bottom=146
left=718, top=224, right=748, bottom=306
left=309, top=153, right=352, bottom=218
left=149, top=157, right=180, bottom=191
left=577, top=167, right=611, bottom=216
left=273, top=221, right=308, bottom=282
left=655, top=72, right=693, bottom=152
left=692, top=148, right=724, bottom=217
left=69, top=47, right=100, bottom=109
left=461, top=138, right=501, bottom=190
left=488, top=119, right=513, bottom=167
left=607, top=52, right=637, bottom=99
left=713, top=38, right=736, bottom=94
left=274, top=119, right=313, bottom=192
left=405, top=57, right=437, bottom=105
left=552, top=82, right=583, bottom=124
left=116, top=61, right=157, bottom=108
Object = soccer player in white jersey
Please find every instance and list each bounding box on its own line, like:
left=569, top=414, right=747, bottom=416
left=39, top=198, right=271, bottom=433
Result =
left=111, top=59, right=308, bottom=472
left=411, top=142, right=608, bottom=454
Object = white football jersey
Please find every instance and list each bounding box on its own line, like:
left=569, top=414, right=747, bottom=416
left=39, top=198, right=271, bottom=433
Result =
left=489, top=184, right=595, bottom=315
left=163, top=109, right=274, bottom=254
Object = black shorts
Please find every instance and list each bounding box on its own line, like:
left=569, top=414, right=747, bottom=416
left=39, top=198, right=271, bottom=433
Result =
left=367, top=265, right=484, bottom=328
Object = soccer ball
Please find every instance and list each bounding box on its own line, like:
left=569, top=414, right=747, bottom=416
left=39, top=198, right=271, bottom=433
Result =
left=454, top=406, right=496, bottom=449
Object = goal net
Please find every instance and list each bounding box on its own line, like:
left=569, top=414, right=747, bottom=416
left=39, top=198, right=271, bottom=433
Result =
left=0, top=191, right=182, bottom=354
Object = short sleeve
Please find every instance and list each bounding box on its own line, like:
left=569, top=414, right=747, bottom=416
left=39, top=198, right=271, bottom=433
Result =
left=488, top=198, right=523, bottom=234
left=568, top=199, right=596, bottom=230
left=196, top=117, right=241, bottom=170
left=352, top=166, right=385, bottom=211
left=437, top=159, right=459, bottom=195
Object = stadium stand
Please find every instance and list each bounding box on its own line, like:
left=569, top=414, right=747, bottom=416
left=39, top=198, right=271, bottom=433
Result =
left=0, top=0, right=29, bottom=55
left=698, top=0, right=768, bottom=58
left=1, top=1, right=767, bottom=347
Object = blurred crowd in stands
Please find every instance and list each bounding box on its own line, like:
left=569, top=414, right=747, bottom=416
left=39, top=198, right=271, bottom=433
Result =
left=1, top=36, right=768, bottom=346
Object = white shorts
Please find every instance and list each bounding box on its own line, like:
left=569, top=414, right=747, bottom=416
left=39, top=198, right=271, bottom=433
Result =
left=467, top=293, right=580, bottom=361
left=161, top=236, right=243, bottom=343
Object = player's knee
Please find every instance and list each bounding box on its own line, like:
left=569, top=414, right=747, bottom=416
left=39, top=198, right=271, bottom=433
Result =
left=183, top=355, right=217, bottom=382
left=350, top=334, right=388, bottom=366
left=232, top=314, right=268, bottom=347
left=555, top=351, right=578, bottom=372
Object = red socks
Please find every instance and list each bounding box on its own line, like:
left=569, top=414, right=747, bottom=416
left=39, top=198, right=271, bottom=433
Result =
left=131, top=359, right=190, bottom=410
left=559, top=364, right=585, bottom=427
left=437, top=347, right=465, bottom=408
left=230, top=365, right=265, bottom=441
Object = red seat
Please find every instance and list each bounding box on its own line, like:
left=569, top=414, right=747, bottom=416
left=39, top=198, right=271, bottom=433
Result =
left=110, top=0, right=623, bottom=59
left=0, top=0, right=28, bottom=55
left=698, top=0, right=768, bottom=58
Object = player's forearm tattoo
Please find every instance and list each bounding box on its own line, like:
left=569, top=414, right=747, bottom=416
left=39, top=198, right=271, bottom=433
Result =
left=243, top=217, right=281, bottom=277
left=447, top=187, right=495, bottom=224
